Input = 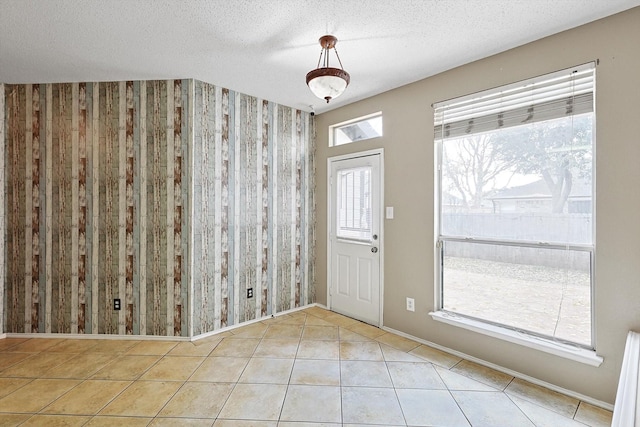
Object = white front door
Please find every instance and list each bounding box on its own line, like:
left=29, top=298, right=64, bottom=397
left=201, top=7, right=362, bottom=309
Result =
left=328, top=151, right=382, bottom=326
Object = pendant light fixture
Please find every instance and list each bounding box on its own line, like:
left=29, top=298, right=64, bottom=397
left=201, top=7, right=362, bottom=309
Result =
left=306, top=35, right=350, bottom=103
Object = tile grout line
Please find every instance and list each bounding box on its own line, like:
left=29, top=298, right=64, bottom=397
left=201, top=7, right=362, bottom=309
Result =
left=77, top=378, right=136, bottom=421
left=0, top=343, right=83, bottom=420
left=213, top=317, right=271, bottom=423
left=572, top=400, right=582, bottom=421
left=86, top=343, right=174, bottom=417
left=71, top=344, right=164, bottom=421
left=384, top=340, right=410, bottom=427
left=15, top=344, right=141, bottom=422
left=432, top=363, right=475, bottom=426
left=0, top=308, right=610, bottom=426
left=503, top=390, right=539, bottom=426
left=192, top=334, right=249, bottom=422
left=275, top=313, right=305, bottom=423
left=146, top=340, right=223, bottom=422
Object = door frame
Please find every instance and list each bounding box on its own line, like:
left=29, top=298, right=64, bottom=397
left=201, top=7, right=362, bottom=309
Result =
left=327, top=148, right=384, bottom=327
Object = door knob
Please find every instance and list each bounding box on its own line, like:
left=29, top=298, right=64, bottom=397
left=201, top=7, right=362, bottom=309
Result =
left=372, top=234, right=378, bottom=240
left=371, top=247, right=378, bottom=253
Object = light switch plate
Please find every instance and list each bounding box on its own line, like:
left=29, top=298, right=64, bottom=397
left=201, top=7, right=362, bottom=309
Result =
left=386, top=206, right=394, bottom=219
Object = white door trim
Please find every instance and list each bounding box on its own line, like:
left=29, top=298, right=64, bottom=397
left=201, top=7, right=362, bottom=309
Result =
left=327, top=148, right=384, bottom=327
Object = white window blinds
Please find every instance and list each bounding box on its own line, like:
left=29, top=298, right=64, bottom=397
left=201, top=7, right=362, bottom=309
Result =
left=434, top=62, right=595, bottom=139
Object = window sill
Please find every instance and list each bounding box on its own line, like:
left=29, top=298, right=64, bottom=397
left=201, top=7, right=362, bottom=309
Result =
left=429, top=311, right=603, bottom=367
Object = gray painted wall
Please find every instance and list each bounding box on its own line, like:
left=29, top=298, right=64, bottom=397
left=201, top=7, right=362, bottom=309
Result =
left=315, top=7, right=640, bottom=404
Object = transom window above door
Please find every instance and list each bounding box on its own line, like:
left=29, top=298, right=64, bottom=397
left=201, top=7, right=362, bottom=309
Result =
left=329, top=112, right=382, bottom=146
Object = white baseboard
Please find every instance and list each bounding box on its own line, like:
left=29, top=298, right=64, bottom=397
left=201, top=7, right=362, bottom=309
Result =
left=1, top=305, right=610, bottom=410
left=382, top=325, right=614, bottom=412
left=0, top=304, right=321, bottom=344
left=190, top=303, right=319, bottom=342
left=4, top=332, right=190, bottom=342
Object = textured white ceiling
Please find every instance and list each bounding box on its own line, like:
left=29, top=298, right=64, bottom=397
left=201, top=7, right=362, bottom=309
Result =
left=1, top=0, right=639, bottom=113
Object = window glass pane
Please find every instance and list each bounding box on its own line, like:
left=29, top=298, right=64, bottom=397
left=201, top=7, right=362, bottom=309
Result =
left=436, top=65, right=595, bottom=348
left=442, top=241, right=591, bottom=346
left=337, top=167, right=371, bottom=240
left=441, top=113, right=593, bottom=245
left=331, top=113, right=382, bottom=146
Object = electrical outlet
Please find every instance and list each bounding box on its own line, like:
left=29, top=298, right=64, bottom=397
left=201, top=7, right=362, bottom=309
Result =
left=114, top=298, right=121, bottom=311
left=247, top=288, right=253, bottom=298
left=406, top=297, right=415, bottom=312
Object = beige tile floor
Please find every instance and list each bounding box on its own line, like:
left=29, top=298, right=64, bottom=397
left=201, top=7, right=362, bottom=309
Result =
left=0, top=306, right=612, bottom=426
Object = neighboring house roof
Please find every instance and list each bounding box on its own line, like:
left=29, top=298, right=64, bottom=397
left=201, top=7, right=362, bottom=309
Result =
left=490, top=179, right=592, bottom=200
left=442, top=192, right=464, bottom=204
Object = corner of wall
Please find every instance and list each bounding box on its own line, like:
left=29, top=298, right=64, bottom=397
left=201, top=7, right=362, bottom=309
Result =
left=1, top=78, right=316, bottom=340
left=0, top=82, right=5, bottom=335
left=190, top=85, right=316, bottom=335
left=187, top=78, right=195, bottom=339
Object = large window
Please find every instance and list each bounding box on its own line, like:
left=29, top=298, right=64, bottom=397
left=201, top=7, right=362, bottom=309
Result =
left=434, top=63, right=595, bottom=348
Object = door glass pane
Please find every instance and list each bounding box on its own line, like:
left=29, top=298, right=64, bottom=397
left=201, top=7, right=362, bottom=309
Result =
left=337, top=166, right=372, bottom=240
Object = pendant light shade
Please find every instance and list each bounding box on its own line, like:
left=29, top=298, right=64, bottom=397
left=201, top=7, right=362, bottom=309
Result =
left=306, top=35, right=350, bottom=103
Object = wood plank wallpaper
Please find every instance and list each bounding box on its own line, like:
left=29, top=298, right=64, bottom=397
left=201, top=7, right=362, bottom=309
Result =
left=191, top=81, right=315, bottom=336
left=2, top=79, right=316, bottom=337
left=0, top=83, right=4, bottom=335
left=3, top=80, right=190, bottom=336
